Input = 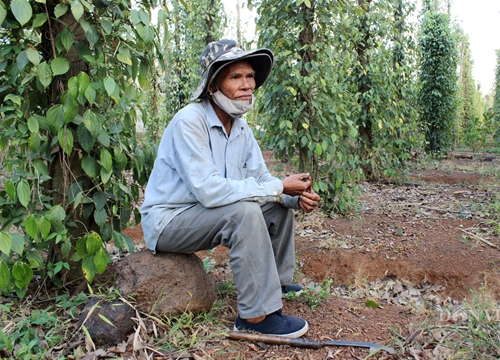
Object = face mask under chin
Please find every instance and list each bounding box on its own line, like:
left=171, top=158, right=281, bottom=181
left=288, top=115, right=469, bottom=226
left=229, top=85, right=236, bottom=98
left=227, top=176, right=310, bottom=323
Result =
left=210, top=90, right=255, bottom=118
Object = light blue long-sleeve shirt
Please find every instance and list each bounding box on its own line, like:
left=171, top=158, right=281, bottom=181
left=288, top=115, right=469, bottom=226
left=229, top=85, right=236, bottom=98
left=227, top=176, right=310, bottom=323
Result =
left=140, top=98, right=299, bottom=252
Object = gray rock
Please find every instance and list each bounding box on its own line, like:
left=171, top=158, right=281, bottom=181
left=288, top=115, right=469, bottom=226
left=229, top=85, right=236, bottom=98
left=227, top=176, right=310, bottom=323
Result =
left=78, top=298, right=136, bottom=348
left=115, top=250, right=216, bottom=316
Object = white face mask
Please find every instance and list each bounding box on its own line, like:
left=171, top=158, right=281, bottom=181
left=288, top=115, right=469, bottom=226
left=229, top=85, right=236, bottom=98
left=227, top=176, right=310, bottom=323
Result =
left=210, top=89, right=255, bottom=118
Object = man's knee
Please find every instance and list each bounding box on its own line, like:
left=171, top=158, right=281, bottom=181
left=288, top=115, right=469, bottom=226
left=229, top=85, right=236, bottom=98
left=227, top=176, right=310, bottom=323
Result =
left=227, top=201, right=264, bottom=224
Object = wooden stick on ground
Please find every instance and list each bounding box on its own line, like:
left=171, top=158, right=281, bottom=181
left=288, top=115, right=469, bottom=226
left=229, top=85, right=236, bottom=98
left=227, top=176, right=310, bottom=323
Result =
left=458, top=229, right=499, bottom=249
left=227, top=331, right=395, bottom=354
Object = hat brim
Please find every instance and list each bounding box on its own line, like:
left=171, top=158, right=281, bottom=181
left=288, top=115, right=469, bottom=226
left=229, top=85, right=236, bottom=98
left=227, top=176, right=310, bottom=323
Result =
left=190, top=48, right=274, bottom=102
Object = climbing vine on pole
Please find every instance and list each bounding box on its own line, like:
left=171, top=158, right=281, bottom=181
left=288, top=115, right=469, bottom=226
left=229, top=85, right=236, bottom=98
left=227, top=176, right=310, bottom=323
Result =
left=0, top=0, right=159, bottom=296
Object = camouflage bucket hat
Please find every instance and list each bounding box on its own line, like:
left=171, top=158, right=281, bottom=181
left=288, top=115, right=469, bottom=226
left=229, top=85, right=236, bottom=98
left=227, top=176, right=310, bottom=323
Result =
left=190, top=39, right=274, bottom=101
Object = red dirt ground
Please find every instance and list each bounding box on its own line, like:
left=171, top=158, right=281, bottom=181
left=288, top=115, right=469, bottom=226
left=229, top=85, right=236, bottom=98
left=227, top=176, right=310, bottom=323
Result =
left=122, top=152, right=500, bottom=359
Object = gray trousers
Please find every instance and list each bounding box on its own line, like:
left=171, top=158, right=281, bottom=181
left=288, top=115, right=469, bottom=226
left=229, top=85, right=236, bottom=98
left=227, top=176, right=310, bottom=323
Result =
left=156, top=201, right=295, bottom=319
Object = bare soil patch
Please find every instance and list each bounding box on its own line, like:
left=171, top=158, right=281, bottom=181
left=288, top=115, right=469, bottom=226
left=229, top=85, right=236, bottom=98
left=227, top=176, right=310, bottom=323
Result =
left=121, top=151, right=500, bottom=359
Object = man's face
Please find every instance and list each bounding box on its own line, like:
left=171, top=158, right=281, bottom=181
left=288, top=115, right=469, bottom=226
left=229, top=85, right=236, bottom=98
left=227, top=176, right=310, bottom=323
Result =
left=210, top=60, right=256, bottom=103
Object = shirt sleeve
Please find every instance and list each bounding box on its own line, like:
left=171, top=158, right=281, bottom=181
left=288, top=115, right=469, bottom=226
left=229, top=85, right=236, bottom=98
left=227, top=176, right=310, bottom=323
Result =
left=169, top=117, right=283, bottom=208
left=283, top=194, right=300, bottom=209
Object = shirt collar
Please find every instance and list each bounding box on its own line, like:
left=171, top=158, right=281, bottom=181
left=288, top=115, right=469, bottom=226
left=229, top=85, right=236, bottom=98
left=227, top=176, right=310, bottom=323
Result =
left=202, top=98, right=244, bottom=138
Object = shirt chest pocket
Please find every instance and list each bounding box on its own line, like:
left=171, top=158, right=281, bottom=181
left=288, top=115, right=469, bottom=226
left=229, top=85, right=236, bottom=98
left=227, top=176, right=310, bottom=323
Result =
left=227, top=161, right=248, bottom=180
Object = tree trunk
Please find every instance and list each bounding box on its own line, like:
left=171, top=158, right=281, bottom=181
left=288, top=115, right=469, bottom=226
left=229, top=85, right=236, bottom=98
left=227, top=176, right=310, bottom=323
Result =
left=205, top=0, right=216, bottom=44
left=236, top=0, right=242, bottom=44
left=44, top=3, right=91, bottom=282
left=297, top=1, right=318, bottom=180
left=356, top=0, right=373, bottom=179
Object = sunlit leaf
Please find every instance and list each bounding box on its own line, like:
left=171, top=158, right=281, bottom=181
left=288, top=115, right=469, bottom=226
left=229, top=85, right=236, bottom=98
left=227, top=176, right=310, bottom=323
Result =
left=51, top=57, right=70, bottom=76
left=0, top=2, right=7, bottom=26
left=100, top=167, right=112, bottom=184
left=68, top=77, right=78, bottom=97
left=117, top=52, right=132, bottom=65
left=84, top=84, right=96, bottom=105
left=315, top=143, right=322, bottom=156
left=121, top=233, right=135, bottom=253
left=0, top=261, right=11, bottom=289
left=77, top=71, right=90, bottom=94
left=97, top=130, right=110, bottom=147
left=82, top=256, right=96, bottom=283
left=33, top=159, right=49, bottom=176
left=28, top=133, right=41, bottom=152
left=17, top=180, right=30, bottom=208
left=26, top=47, right=40, bottom=66
left=83, top=109, right=99, bottom=136
left=38, top=217, right=51, bottom=239
left=86, top=232, right=102, bottom=255
left=76, top=236, right=88, bottom=258
left=32, top=13, right=47, bottom=27
left=11, top=0, right=32, bottom=26
left=0, top=232, right=12, bottom=255
left=5, top=180, right=15, bottom=200
left=100, top=19, right=112, bottom=34
left=54, top=3, right=67, bottom=18
left=12, top=262, right=33, bottom=288
left=46, top=104, right=65, bottom=132
left=85, top=25, right=99, bottom=46
left=99, top=149, right=112, bottom=172
left=37, top=62, right=53, bottom=88
left=94, top=249, right=108, bottom=274
left=61, top=239, right=71, bottom=258
left=47, top=205, right=66, bottom=222
left=103, top=76, right=116, bottom=96
left=58, top=126, right=74, bottom=155
left=10, top=233, right=25, bottom=256
left=365, top=299, right=382, bottom=308
left=139, top=10, right=150, bottom=24
left=60, top=28, right=74, bottom=52
left=27, top=116, right=39, bottom=133
left=71, top=0, right=84, bottom=21
left=130, top=9, right=141, bottom=25
left=24, top=215, right=38, bottom=239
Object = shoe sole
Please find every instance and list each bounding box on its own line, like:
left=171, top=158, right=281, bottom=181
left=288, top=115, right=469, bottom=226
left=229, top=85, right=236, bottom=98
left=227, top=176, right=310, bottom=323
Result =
left=233, top=321, right=309, bottom=338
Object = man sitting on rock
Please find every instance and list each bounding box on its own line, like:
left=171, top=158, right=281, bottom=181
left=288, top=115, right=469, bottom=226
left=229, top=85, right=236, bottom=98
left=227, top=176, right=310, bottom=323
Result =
left=140, top=39, right=320, bottom=338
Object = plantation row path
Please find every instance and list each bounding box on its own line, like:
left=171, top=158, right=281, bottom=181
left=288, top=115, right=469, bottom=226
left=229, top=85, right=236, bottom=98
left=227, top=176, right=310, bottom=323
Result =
left=119, top=151, right=500, bottom=359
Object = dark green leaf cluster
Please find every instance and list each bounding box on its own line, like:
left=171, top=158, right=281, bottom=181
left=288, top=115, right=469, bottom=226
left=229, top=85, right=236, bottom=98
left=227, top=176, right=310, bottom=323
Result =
left=0, top=0, right=158, bottom=296
left=255, top=0, right=420, bottom=212
left=418, top=9, right=458, bottom=155
left=493, top=50, right=500, bottom=144
left=141, top=0, right=227, bottom=143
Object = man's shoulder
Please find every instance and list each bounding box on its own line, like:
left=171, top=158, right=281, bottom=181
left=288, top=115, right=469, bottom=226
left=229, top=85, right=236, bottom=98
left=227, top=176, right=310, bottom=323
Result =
left=175, top=101, right=206, bottom=119
left=169, top=102, right=208, bottom=127
left=173, top=99, right=221, bottom=131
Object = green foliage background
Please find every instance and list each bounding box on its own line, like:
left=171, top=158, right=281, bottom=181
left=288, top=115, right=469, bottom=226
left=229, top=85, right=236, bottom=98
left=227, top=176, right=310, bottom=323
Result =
left=143, top=0, right=227, bottom=143
left=0, top=0, right=495, bottom=296
left=254, top=0, right=420, bottom=211
left=493, top=50, right=500, bottom=143
left=418, top=8, right=458, bottom=154
left=0, top=0, right=160, bottom=296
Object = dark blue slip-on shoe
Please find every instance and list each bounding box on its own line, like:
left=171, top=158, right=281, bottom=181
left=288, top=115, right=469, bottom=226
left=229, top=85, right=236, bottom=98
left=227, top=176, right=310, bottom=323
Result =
left=281, top=284, right=303, bottom=297
left=234, top=310, right=308, bottom=338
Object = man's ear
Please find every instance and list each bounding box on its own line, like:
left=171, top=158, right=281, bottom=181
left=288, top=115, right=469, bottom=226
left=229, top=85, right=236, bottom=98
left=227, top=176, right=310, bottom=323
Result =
left=208, top=82, right=217, bottom=94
